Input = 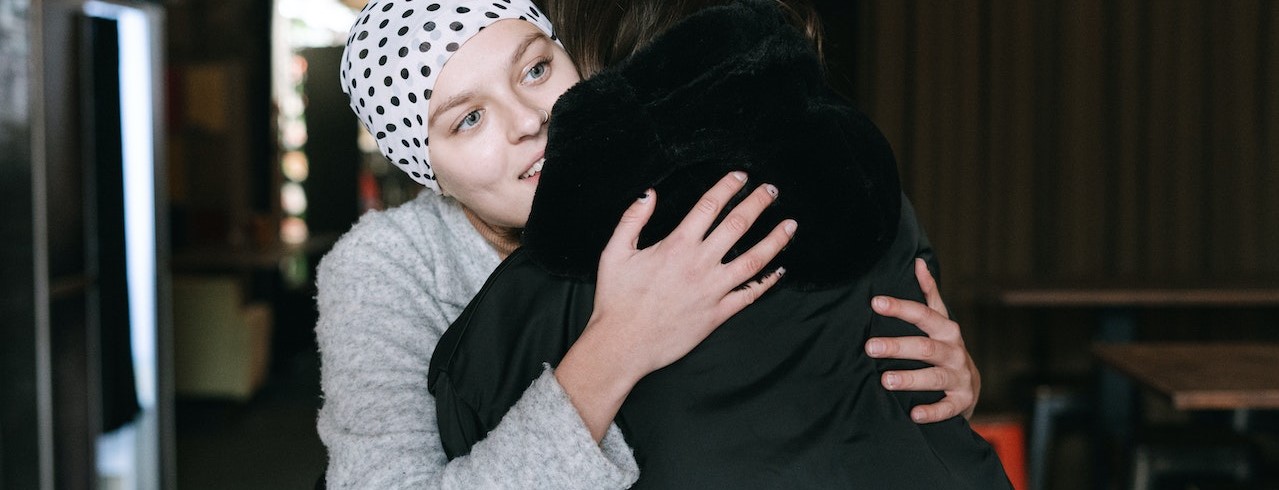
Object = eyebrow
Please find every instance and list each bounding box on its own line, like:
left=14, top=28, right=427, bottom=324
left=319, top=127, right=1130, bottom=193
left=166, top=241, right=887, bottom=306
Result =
left=429, top=90, right=476, bottom=129
left=428, top=33, right=549, bottom=129
left=509, top=32, right=547, bottom=68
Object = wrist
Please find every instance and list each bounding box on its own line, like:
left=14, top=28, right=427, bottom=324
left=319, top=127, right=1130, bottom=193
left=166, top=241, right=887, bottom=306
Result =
left=559, top=319, right=646, bottom=394
left=554, top=320, right=646, bottom=441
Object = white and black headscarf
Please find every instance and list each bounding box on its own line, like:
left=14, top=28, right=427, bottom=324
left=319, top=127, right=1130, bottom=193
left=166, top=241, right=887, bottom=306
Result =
left=340, top=0, right=559, bottom=192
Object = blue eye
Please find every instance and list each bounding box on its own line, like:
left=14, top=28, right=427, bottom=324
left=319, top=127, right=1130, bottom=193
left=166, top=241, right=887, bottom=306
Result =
left=457, top=110, right=482, bottom=131
left=524, top=61, right=548, bottom=82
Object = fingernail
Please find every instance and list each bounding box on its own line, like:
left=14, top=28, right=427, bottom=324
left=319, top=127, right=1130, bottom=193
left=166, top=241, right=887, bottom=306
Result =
left=866, top=339, right=884, bottom=356
left=764, top=184, right=779, bottom=197
left=636, top=189, right=651, bottom=202
left=912, top=409, right=926, bottom=422
left=731, top=171, right=747, bottom=182
left=872, top=296, right=889, bottom=311
left=775, top=267, right=786, bottom=277
left=884, top=373, right=899, bottom=389
left=783, top=219, right=797, bottom=235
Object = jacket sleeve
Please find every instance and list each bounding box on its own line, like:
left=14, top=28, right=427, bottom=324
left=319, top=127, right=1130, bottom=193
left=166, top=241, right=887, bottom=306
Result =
left=314, top=226, right=638, bottom=489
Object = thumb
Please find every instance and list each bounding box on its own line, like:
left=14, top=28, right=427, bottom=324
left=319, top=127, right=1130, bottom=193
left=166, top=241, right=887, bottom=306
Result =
left=602, top=189, right=656, bottom=260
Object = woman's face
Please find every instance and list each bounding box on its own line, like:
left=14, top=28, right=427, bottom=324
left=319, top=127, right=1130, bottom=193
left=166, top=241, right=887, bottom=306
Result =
left=427, top=19, right=581, bottom=229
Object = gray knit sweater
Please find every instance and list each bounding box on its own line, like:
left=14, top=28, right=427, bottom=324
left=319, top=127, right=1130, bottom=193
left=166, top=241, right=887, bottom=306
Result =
left=315, top=192, right=640, bottom=488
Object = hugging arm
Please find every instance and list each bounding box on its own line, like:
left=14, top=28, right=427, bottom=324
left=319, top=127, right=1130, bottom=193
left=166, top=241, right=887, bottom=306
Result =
left=556, top=172, right=796, bottom=440
left=316, top=224, right=642, bottom=489
left=868, top=258, right=980, bottom=422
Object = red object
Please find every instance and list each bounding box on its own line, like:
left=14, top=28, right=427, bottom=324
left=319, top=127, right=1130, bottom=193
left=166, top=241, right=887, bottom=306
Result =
left=358, top=166, right=384, bottom=213
left=971, top=416, right=1029, bottom=490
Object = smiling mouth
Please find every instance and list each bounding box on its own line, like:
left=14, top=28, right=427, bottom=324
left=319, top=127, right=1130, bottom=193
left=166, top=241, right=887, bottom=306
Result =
left=520, top=158, right=545, bottom=180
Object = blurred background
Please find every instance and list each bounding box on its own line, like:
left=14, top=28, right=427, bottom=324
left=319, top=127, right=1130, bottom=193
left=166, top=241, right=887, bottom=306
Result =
left=2, top=0, right=1277, bottom=488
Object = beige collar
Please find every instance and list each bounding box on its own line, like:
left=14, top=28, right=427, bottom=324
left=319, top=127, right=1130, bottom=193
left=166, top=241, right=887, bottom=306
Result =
left=462, top=206, right=521, bottom=259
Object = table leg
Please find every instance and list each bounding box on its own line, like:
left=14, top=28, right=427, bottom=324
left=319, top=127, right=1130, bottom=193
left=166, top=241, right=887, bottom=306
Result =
left=1096, top=308, right=1136, bottom=489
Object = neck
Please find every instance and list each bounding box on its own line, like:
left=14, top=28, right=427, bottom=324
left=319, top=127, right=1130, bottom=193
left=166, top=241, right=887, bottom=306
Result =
left=462, top=206, right=521, bottom=259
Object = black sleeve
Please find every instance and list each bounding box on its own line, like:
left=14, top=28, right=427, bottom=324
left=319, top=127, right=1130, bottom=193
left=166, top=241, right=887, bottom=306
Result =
left=427, top=249, right=596, bottom=460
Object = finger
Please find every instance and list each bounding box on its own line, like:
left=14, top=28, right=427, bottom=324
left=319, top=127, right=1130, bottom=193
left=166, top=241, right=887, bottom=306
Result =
left=601, top=189, right=656, bottom=260
left=670, top=171, right=749, bottom=242
left=702, top=183, right=778, bottom=254
left=721, top=218, right=796, bottom=289
left=914, top=258, right=950, bottom=318
left=716, top=265, right=786, bottom=321
left=865, top=335, right=958, bottom=365
left=871, top=296, right=957, bottom=341
left=881, top=367, right=961, bottom=392
left=910, top=400, right=963, bottom=424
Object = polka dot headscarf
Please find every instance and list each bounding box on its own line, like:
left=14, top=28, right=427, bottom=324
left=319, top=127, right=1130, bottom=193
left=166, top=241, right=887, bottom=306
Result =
left=340, top=0, right=559, bottom=191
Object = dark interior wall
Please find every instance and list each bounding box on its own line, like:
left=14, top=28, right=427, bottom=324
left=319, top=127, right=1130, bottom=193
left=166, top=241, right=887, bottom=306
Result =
left=855, top=0, right=1279, bottom=283
left=166, top=0, right=276, bottom=248
left=0, top=0, right=40, bottom=485
left=852, top=0, right=1279, bottom=402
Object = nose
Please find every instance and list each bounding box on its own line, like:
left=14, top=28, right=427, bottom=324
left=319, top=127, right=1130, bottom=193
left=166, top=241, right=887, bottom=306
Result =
left=508, top=99, right=546, bottom=143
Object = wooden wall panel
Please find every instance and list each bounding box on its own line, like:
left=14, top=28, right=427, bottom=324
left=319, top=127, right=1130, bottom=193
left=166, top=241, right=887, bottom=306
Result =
left=1215, top=1, right=1261, bottom=275
left=866, top=0, right=909, bottom=180
left=858, top=0, right=1279, bottom=283
left=853, top=0, right=1279, bottom=404
left=1112, top=0, right=1148, bottom=277
left=1266, top=3, right=1279, bottom=273
left=910, top=1, right=940, bottom=231
left=1058, top=0, right=1108, bottom=279
left=1144, top=2, right=1176, bottom=275
left=986, top=0, right=1037, bottom=279
left=1168, top=1, right=1207, bottom=276
left=953, top=0, right=984, bottom=283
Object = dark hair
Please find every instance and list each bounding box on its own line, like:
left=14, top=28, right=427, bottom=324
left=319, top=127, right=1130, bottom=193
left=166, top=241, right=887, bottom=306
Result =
left=536, top=0, right=825, bottom=78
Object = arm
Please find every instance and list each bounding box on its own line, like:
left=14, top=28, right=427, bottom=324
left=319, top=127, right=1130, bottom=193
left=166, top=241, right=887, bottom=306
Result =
left=319, top=173, right=794, bottom=485
left=316, top=216, right=636, bottom=488
left=556, top=172, right=796, bottom=440
left=866, top=258, right=981, bottom=422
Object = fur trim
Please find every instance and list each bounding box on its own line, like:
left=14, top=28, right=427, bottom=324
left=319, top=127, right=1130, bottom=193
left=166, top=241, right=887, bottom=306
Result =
left=523, top=0, right=901, bottom=288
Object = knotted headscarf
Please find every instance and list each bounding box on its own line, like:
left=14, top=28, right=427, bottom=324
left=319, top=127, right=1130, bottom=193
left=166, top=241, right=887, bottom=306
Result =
left=340, top=0, right=560, bottom=191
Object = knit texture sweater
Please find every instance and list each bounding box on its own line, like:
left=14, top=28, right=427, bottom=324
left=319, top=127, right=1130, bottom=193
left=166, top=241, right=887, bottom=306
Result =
left=315, top=192, right=639, bottom=488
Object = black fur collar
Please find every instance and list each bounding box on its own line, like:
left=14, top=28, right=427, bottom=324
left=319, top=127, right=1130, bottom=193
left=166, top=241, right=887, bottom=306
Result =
left=522, top=0, right=901, bottom=289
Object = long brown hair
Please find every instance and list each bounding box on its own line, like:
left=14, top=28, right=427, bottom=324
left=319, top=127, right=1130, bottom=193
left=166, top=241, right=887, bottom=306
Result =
left=537, top=0, right=825, bottom=78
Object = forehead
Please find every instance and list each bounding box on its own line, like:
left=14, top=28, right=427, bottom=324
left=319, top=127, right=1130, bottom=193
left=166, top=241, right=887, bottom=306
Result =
left=438, top=19, right=546, bottom=80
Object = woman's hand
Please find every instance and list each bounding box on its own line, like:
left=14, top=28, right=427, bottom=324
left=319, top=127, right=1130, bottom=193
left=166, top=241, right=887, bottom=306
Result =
left=556, top=171, right=797, bottom=440
left=866, top=258, right=981, bottom=423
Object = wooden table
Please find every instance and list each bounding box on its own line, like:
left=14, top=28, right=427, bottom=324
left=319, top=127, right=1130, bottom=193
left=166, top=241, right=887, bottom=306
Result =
left=1093, top=343, right=1275, bottom=490
left=1092, top=343, right=1279, bottom=410
left=991, top=284, right=1279, bottom=343
left=991, top=285, right=1279, bottom=488
left=995, top=287, right=1279, bottom=309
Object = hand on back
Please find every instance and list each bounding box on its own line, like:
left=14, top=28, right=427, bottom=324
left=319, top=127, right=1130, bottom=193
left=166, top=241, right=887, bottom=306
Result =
left=588, top=171, right=796, bottom=379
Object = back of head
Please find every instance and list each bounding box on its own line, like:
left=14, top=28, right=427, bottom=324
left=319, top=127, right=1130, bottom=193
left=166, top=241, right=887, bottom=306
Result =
left=522, top=0, right=902, bottom=288
left=537, top=0, right=824, bottom=77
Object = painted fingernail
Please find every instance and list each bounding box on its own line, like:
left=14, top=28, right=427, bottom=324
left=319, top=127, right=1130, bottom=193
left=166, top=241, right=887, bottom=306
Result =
left=636, top=189, right=651, bottom=202
left=783, top=219, right=797, bottom=235
left=884, top=373, right=900, bottom=389
left=872, top=296, right=889, bottom=310
left=764, top=184, right=779, bottom=197
left=731, top=171, right=747, bottom=182
left=866, top=339, right=884, bottom=356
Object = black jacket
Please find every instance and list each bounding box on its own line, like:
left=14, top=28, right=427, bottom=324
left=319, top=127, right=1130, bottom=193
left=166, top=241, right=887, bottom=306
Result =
left=428, top=2, right=1010, bottom=488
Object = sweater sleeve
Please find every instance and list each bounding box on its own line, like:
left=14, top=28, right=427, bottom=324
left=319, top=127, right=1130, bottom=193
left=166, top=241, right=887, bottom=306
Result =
left=315, top=207, right=638, bottom=489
